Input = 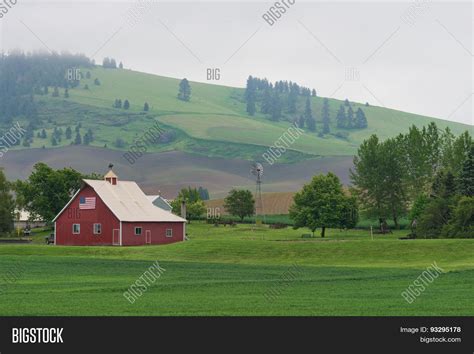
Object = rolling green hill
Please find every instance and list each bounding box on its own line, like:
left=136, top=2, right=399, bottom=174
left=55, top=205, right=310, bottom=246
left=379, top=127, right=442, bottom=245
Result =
left=14, top=67, right=471, bottom=162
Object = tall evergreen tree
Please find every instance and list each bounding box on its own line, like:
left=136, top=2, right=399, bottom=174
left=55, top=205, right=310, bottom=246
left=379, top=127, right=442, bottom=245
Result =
left=287, top=91, right=297, bottom=113
left=298, top=115, right=305, bottom=129
left=246, top=97, right=256, bottom=116
left=336, top=105, right=347, bottom=128
left=304, top=97, right=316, bottom=132
left=178, top=78, right=191, bottom=101
left=355, top=108, right=368, bottom=128
left=346, top=106, right=354, bottom=128
left=74, top=132, right=82, bottom=145
left=52, top=86, right=59, bottom=97
left=270, top=92, right=282, bottom=121
left=459, top=145, right=474, bottom=196
left=144, top=102, right=149, bottom=112
left=123, top=100, right=130, bottom=110
left=261, top=88, right=272, bottom=114
left=65, top=126, right=72, bottom=140
left=322, top=98, right=330, bottom=134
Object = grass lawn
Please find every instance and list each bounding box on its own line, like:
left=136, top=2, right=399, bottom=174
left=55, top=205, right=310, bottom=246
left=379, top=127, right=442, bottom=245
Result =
left=0, top=223, right=472, bottom=316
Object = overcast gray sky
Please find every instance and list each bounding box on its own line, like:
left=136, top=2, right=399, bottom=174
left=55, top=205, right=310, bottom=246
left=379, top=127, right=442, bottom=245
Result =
left=0, top=1, right=472, bottom=125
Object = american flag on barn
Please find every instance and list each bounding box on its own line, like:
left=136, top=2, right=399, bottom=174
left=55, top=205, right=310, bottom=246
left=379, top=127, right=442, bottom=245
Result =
left=79, top=196, right=96, bottom=210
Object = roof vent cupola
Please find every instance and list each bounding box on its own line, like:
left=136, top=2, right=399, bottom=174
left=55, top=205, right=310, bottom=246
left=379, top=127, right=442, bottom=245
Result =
left=104, top=164, right=118, bottom=185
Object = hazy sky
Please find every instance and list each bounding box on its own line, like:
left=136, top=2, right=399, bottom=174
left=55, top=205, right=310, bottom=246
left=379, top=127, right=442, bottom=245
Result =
left=0, top=1, right=472, bottom=125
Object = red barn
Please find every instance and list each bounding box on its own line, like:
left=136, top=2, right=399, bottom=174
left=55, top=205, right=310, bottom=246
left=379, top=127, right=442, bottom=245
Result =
left=53, top=170, right=187, bottom=246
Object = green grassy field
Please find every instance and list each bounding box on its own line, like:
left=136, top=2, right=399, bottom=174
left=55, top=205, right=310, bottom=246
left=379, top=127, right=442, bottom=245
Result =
left=0, top=223, right=472, bottom=316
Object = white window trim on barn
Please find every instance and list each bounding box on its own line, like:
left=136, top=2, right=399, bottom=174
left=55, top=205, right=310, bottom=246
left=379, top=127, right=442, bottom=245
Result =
left=93, top=223, right=102, bottom=235
left=73, top=224, right=80, bottom=234
left=166, top=229, right=173, bottom=238
left=135, top=227, right=142, bottom=236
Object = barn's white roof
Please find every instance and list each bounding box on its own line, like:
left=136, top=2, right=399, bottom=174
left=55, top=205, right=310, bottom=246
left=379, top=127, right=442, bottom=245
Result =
left=79, top=179, right=186, bottom=223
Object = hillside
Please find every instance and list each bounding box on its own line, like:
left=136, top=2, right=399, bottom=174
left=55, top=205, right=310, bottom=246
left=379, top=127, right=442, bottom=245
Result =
left=6, top=67, right=471, bottom=162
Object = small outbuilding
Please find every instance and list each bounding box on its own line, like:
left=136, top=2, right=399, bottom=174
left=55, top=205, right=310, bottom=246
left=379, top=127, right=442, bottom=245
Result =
left=53, top=169, right=187, bottom=246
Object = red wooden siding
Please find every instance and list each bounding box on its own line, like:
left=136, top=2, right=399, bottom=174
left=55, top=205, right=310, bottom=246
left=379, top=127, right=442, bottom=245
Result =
left=121, top=222, right=184, bottom=246
left=55, top=184, right=186, bottom=246
left=55, top=185, right=120, bottom=246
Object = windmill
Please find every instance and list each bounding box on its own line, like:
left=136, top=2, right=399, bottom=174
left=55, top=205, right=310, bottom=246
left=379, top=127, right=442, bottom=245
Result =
left=251, top=162, right=265, bottom=225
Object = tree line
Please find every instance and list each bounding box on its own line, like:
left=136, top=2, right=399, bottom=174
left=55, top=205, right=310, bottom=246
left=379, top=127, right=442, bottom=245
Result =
left=0, top=52, right=93, bottom=126
left=244, top=75, right=368, bottom=136
left=350, top=122, right=473, bottom=237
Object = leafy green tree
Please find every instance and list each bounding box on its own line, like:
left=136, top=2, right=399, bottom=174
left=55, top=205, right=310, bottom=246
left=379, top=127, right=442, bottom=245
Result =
left=51, top=136, right=58, bottom=146
left=40, top=129, right=47, bottom=139
left=224, top=189, right=255, bottom=221
left=94, top=78, right=101, bottom=86
left=351, top=135, right=408, bottom=229
left=0, top=169, right=14, bottom=235
left=123, top=100, right=130, bottom=110
left=14, top=163, right=83, bottom=222
left=171, top=187, right=205, bottom=222
left=290, top=173, right=352, bottom=237
left=178, top=78, right=191, bottom=101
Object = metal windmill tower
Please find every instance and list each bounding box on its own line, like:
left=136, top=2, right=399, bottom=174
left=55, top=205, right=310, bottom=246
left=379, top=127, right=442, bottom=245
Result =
left=250, top=162, right=265, bottom=225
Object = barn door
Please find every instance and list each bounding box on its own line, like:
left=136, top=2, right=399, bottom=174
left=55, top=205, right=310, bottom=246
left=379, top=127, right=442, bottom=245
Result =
left=113, top=229, right=120, bottom=246
left=145, top=230, right=151, bottom=244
